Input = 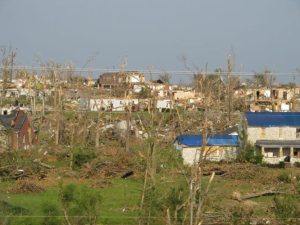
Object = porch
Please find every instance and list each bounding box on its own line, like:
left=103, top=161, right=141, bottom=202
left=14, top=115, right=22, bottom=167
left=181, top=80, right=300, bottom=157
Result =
left=256, top=140, right=300, bottom=164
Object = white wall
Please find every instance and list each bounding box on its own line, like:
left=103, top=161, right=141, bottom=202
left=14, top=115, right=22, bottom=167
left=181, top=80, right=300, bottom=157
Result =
left=181, top=146, right=237, bottom=165
left=247, top=127, right=297, bottom=144
left=89, top=99, right=139, bottom=112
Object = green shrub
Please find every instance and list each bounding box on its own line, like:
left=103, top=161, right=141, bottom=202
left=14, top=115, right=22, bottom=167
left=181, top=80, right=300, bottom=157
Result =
left=277, top=173, right=291, bottom=183
left=41, top=202, right=62, bottom=225
left=59, top=183, right=102, bottom=225
left=278, top=161, right=285, bottom=168
left=72, top=146, right=96, bottom=169
left=230, top=206, right=253, bottom=225
left=273, top=196, right=298, bottom=223
left=294, top=162, right=300, bottom=168
left=237, top=142, right=263, bottom=164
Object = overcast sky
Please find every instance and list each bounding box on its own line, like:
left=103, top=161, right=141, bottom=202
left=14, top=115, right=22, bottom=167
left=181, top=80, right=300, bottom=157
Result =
left=0, top=0, right=300, bottom=79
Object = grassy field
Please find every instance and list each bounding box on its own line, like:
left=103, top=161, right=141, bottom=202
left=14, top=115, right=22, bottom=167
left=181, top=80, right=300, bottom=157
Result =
left=0, top=164, right=299, bottom=224
left=0, top=179, right=143, bottom=225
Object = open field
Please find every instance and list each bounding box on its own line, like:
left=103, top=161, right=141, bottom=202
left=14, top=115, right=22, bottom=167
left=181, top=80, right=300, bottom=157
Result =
left=1, top=162, right=300, bottom=225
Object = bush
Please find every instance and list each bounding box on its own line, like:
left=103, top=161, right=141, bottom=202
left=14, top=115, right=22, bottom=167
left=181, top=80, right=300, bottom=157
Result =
left=273, top=196, right=298, bottom=223
left=294, top=162, right=300, bottom=168
left=41, top=202, right=62, bottom=225
left=60, top=183, right=102, bottom=225
left=263, top=161, right=286, bottom=169
left=278, top=161, right=285, bottom=168
left=277, top=173, right=291, bottom=183
left=237, top=142, right=263, bottom=164
left=230, top=206, right=253, bottom=225
left=72, top=146, right=96, bottom=169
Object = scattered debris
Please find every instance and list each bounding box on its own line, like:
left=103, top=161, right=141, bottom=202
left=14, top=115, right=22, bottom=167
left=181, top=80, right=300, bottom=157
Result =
left=121, top=170, right=134, bottom=179
left=10, top=181, right=45, bottom=193
left=33, top=159, right=54, bottom=169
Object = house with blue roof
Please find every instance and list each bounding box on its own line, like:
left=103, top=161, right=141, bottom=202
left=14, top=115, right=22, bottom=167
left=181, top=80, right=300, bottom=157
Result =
left=175, top=134, right=239, bottom=165
left=244, top=112, right=300, bottom=164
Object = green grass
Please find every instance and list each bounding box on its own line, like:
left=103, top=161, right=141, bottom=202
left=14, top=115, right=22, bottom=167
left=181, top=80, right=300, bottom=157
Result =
left=0, top=178, right=143, bottom=225
left=1, top=166, right=300, bottom=224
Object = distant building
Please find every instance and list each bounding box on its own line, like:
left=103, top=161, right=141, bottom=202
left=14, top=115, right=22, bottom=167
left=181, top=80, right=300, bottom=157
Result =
left=0, top=110, right=37, bottom=150
left=97, top=71, right=145, bottom=90
left=172, top=90, right=195, bottom=100
left=175, top=134, right=239, bottom=165
left=243, top=112, right=300, bottom=164
left=238, top=87, right=299, bottom=112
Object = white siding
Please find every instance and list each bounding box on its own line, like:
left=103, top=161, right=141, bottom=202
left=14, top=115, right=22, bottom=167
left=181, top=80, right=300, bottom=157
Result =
left=247, top=127, right=296, bottom=144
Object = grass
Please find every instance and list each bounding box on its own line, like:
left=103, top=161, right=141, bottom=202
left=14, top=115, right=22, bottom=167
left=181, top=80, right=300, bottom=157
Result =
left=1, top=165, right=300, bottom=224
left=0, top=178, right=143, bottom=225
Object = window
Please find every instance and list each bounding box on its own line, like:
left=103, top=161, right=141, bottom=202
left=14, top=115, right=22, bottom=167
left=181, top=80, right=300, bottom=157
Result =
left=283, top=91, right=288, bottom=100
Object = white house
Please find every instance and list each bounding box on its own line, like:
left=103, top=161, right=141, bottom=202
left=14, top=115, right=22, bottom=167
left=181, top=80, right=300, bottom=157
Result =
left=244, top=112, right=300, bottom=164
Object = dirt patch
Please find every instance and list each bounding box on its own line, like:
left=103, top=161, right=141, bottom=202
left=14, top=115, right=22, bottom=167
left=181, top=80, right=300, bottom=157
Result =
left=10, top=180, right=45, bottom=193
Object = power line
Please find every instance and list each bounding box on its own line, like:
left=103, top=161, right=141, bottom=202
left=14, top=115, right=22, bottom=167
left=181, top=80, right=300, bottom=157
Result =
left=0, top=66, right=299, bottom=77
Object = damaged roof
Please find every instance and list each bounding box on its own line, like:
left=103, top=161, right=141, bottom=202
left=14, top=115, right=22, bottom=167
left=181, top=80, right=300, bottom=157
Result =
left=0, top=110, right=27, bottom=131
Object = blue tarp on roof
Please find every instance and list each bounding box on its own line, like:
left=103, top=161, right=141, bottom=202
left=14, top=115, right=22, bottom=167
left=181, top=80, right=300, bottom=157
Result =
left=176, top=135, right=239, bottom=147
left=245, top=112, right=300, bottom=127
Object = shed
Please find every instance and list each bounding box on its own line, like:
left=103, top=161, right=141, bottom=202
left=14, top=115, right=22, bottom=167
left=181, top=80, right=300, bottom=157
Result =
left=175, top=134, right=239, bottom=165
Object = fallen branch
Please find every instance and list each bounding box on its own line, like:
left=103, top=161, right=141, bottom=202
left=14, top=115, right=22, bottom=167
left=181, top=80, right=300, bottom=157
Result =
left=33, top=159, right=54, bottom=169
left=241, top=191, right=285, bottom=200
left=232, top=190, right=285, bottom=201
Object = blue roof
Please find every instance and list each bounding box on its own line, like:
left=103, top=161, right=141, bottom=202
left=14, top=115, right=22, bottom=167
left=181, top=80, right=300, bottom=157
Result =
left=245, top=112, right=300, bottom=127
left=176, top=134, right=239, bottom=147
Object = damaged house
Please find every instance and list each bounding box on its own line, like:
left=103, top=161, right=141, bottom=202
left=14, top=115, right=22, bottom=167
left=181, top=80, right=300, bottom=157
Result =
left=0, top=110, right=37, bottom=150
left=96, top=71, right=145, bottom=96
left=242, top=87, right=297, bottom=112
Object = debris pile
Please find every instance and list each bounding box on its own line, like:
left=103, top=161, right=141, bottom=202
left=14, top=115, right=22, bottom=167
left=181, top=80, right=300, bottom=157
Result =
left=10, top=180, right=45, bottom=193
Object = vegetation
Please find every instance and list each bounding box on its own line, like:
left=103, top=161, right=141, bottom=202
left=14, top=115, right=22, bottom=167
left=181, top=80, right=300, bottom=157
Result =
left=0, top=52, right=300, bottom=225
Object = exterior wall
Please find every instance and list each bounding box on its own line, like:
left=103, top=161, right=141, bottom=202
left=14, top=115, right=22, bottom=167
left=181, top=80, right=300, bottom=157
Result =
left=291, top=158, right=300, bottom=164
left=263, top=157, right=285, bottom=164
left=156, top=100, right=172, bottom=111
left=247, top=127, right=297, bottom=144
left=9, top=111, right=36, bottom=150
left=181, top=146, right=237, bottom=165
left=89, top=99, right=139, bottom=112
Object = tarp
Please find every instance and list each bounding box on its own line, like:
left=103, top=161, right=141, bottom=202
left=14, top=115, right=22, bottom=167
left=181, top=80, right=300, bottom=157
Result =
left=175, top=134, right=239, bottom=147
left=245, top=112, right=300, bottom=127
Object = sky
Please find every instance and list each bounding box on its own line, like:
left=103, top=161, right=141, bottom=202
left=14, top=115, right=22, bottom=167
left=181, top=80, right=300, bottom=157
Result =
left=0, top=0, right=300, bottom=81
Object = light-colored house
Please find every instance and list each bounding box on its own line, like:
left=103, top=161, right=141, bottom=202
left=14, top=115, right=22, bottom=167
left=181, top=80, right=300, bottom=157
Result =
left=156, top=99, right=172, bottom=112
left=89, top=98, right=139, bottom=112
left=243, top=112, right=300, bottom=164
left=175, top=134, right=239, bottom=165
left=147, top=80, right=172, bottom=98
